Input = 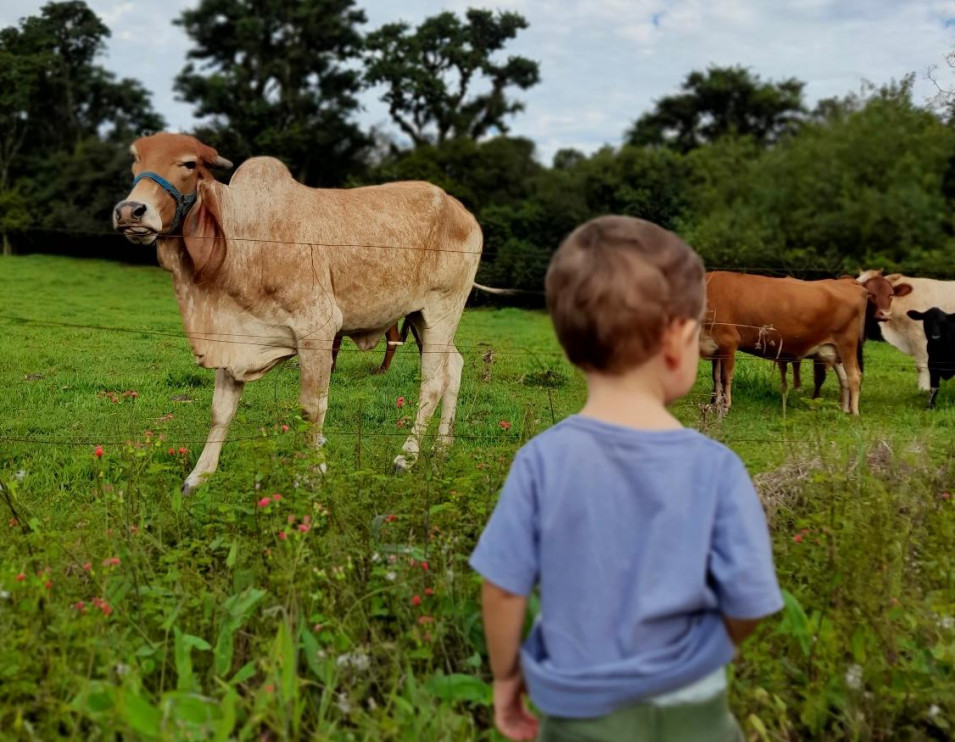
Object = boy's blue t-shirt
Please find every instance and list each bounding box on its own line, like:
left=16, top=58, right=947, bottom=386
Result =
left=469, top=414, right=784, bottom=719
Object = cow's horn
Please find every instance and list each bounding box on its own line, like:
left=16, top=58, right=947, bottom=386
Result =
left=213, top=156, right=233, bottom=170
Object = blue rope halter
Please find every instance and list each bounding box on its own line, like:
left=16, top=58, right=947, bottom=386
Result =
left=131, top=172, right=198, bottom=234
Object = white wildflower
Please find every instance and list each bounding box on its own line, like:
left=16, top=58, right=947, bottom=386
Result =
left=385, top=571, right=396, bottom=581
left=929, top=705, right=941, bottom=718
left=14, top=469, right=26, bottom=482
left=939, top=615, right=955, bottom=630
left=115, top=663, right=130, bottom=676
left=371, top=552, right=381, bottom=563
left=336, top=652, right=371, bottom=672
left=845, top=664, right=863, bottom=691
left=367, top=697, right=378, bottom=711
left=0, top=590, right=10, bottom=600
left=336, top=692, right=351, bottom=715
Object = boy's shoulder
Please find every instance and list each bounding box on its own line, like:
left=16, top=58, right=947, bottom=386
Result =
left=518, top=415, right=741, bottom=468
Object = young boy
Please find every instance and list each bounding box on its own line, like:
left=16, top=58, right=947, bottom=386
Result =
left=469, top=216, right=783, bottom=741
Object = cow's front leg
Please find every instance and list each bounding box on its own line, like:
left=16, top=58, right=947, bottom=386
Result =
left=184, top=368, right=245, bottom=494
left=928, top=368, right=941, bottom=409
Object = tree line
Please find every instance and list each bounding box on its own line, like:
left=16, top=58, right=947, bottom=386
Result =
left=2, top=0, right=954, bottom=289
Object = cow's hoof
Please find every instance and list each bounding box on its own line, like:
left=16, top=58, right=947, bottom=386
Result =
left=182, top=480, right=195, bottom=495
left=393, top=455, right=411, bottom=473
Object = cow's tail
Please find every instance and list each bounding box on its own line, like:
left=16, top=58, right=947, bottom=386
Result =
left=472, top=282, right=526, bottom=296
left=857, top=299, right=866, bottom=374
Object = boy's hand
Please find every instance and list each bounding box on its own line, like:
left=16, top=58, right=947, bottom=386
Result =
left=493, top=673, right=539, bottom=741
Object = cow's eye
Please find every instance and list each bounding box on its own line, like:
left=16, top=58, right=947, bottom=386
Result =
left=182, top=161, right=197, bottom=171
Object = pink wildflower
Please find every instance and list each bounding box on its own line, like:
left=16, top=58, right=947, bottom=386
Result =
left=44, top=580, right=52, bottom=589
left=82, top=562, right=92, bottom=572
left=793, top=534, right=803, bottom=543
left=499, top=420, right=512, bottom=430
left=298, top=523, right=310, bottom=533
left=278, top=531, right=287, bottom=541
left=272, top=493, right=282, bottom=502
left=418, top=615, right=434, bottom=625
left=396, top=396, right=405, bottom=409
left=264, top=684, right=275, bottom=694
left=102, top=557, right=120, bottom=567
left=287, top=514, right=296, bottom=524
left=412, top=595, right=421, bottom=607
left=314, top=623, right=323, bottom=632
left=178, top=447, right=188, bottom=455
left=94, top=446, right=104, bottom=458
left=420, top=561, right=429, bottom=571
left=15, top=573, right=25, bottom=582
left=257, top=497, right=272, bottom=508
left=74, top=601, right=86, bottom=614
left=168, top=447, right=175, bottom=456
left=425, top=587, right=434, bottom=596
left=281, top=424, right=289, bottom=432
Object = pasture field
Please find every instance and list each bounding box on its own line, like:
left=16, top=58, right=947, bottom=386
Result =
left=2, top=255, right=955, bottom=741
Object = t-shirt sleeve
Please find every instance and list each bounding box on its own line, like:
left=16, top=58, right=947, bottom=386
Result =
left=709, top=451, right=784, bottom=619
left=468, top=449, right=539, bottom=596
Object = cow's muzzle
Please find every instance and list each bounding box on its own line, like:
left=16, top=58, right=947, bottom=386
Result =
left=114, top=200, right=160, bottom=244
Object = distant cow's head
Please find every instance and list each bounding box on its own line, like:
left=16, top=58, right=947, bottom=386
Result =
left=113, top=133, right=232, bottom=245
left=907, top=307, right=953, bottom=342
left=856, top=269, right=913, bottom=322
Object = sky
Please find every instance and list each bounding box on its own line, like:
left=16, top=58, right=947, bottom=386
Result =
left=3, top=0, right=955, bottom=163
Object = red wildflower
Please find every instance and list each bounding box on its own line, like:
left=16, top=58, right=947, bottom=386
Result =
left=396, top=396, right=405, bottom=409
left=418, top=615, right=434, bottom=625
left=272, top=493, right=282, bottom=502
left=82, top=562, right=92, bottom=572
left=499, top=420, right=512, bottom=430
left=425, top=587, right=434, bottom=596
left=397, top=419, right=405, bottom=428
left=178, top=447, right=188, bottom=455
left=385, top=514, right=397, bottom=523
left=278, top=531, right=287, bottom=541
left=298, top=523, right=310, bottom=533
left=281, top=424, right=289, bottom=432
left=130, top=525, right=139, bottom=535
left=257, top=497, right=272, bottom=508
left=793, top=534, right=803, bottom=543
left=94, top=446, right=104, bottom=458
left=44, top=580, right=52, bottom=589
left=264, top=684, right=275, bottom=694
left=15, top=573, right=25, bottom=582
left=412, top=595, right=421, bottom=607
left=74, top=601, right=86, bottom=613
left=420, top=561, right=429, bottom=571
left=168, top=447, right=175, bottom=456
left=102, top=557, right=121, bottom=567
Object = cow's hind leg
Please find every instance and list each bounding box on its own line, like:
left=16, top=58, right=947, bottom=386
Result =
left=711, top=359, right=723, bottom=406
left=791, top=361, right=802, bottom=391
left=184, top=368, right=245, bottom=494
left=395, top=309, right=464, bottom=471
left=721, top=351, right=736, bottom=409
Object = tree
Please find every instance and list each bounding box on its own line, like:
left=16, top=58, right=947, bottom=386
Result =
left=175, top=0, right=369, bottom=187
left=0, top=1, right=163, bottom=253
left=626, top=66, right=805, bottom=152
left=364, top=9, right=540, bottom=147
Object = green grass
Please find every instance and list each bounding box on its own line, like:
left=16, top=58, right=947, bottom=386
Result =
left=1, top=255, right=954, bottom=740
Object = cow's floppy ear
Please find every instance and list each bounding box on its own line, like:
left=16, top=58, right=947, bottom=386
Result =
left=183, top=179, right=226, bottom=282
left=907, top=310, right=925, bottom=320
left=893, top=283, right=913, bottom=298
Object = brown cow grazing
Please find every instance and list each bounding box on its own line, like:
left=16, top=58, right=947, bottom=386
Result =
left=702, top=272, right=873, bottom=414
left=331, top=319, right=422, bottom=374
left=113, top=132, right=483, bottom=491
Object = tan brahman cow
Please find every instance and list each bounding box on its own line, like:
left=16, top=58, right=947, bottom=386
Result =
left=113, top=132, right=482, bottom=491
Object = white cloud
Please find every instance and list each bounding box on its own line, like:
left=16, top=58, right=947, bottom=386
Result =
left=2, top=0, right=954, bottom=163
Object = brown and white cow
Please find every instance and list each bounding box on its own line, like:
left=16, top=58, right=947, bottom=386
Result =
left=857, top=270, right=955, bottom=391
left=113, top=133, right=482, bottom=491
left=701, top=272, right=873, bottom=414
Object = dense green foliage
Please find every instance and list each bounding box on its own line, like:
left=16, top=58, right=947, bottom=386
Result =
left=3, top=256, right=955, bottom=739
left=175, top=0, right=370, bottom=187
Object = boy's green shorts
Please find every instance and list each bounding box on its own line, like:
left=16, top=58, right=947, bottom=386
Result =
left=537, top=690, right=743, bottom=742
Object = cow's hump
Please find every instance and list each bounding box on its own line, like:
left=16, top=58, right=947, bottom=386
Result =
left=229, top=156, right=294, bottom=188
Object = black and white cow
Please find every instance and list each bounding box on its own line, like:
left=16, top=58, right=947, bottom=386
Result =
left=906, top=307, right=955, bottom=409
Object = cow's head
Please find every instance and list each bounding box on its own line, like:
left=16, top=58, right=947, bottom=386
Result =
left=856, top=269, right=913, bottom=322
left=907, top=307, right=952, bottom=342
left=113, top=133, right=232, bottom=245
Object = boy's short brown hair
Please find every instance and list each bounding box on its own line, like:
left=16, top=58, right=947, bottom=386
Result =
left=545, top=215, right=705, bottom=373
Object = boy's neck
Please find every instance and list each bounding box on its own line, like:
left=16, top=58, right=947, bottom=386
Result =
left=579, top=361, right=683, bottom=431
